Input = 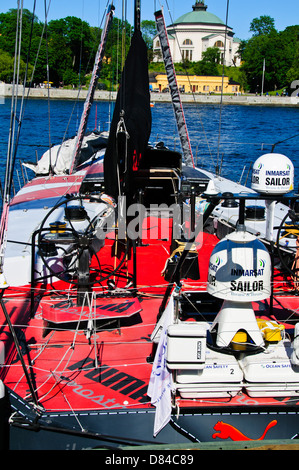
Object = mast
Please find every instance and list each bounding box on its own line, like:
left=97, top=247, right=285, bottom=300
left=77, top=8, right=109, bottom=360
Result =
left=154, top=10, right=194, bottom=168
left=134, top=0, right=141, bottom=31
left=104, top=9, right=151, bottom=200
left=69, top=4, right=115, bottom=175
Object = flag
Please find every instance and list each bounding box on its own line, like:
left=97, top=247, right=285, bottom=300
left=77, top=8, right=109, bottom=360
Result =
left=148, top=293, right=174, bottom=436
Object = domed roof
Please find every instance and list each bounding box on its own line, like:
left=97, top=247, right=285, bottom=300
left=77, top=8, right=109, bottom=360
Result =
left=173, top=1, right=225, bottom=26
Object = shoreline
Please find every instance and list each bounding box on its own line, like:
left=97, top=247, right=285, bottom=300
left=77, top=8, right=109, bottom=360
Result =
left=1, top=83, right=299, bottom=107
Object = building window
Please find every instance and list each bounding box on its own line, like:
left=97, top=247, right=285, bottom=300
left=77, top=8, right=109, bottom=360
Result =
left=182, top=39, right=193, bottom=61
left=182, top=50, right=193, bottom=61
left=215, top=40, right=224, bottom=48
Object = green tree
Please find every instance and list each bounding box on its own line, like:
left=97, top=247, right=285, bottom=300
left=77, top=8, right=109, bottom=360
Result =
left=0, top=8, right=45, bottom=83
left=0, top=49, right=14, bottom=82
left=193, top=47, right=221, bottom=76
left=100, top=16, right=132, bottom=87
left=141, top=19, right=156, bottom=60
left=0, top=48, right=33, bottom=83
left=202, top=47, right=221, bottom=64
left=194, top=60, right=219, bottom=76
left=237, top=40, right=247, bottom=62
left=249, top=15, right=276, bottom=36
left=286, top=47, right=299, bottom=85
left=47, top=16, right=93, bottom=78
left=241, top=17, right=299, bottom=92
left=0, top=9, right=43, bottom=61
left=0, top=10, right=97, bottom=86
left=282, top=26, right=299, bottom=85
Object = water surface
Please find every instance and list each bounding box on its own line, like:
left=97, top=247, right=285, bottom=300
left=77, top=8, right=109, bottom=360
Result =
left=0, top=98, right=298, bottom=193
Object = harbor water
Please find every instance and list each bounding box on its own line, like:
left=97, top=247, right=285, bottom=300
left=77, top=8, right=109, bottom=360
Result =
left=0, top=98, right=298, bottom=193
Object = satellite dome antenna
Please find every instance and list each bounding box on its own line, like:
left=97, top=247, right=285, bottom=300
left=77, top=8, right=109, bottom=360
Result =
left=207, top=229, right=271, bottom=349
left=251, top=153, right=294, bottom=241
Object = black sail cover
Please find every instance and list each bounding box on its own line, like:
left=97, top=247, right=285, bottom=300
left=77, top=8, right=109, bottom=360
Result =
left=104, top=30, right=152, bottom=199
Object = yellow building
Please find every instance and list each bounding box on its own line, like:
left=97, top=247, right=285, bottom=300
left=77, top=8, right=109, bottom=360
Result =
left=154, top=74, right=241, bottom=94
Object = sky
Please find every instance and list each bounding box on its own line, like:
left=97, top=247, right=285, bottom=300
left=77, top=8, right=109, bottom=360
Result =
left=0, top=0, right=298, bottom=41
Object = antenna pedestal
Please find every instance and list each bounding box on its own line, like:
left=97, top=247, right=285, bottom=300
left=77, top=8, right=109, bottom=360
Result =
left=211, top=300, right=264, bottom=348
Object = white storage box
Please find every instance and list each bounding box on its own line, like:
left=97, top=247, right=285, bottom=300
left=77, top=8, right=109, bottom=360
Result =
left=244, top=383, right=299, bottom=397
left=167, top=322, right=207, bottom=370
left=240, top=341, right=299, bottom=397
left=176, top=383, right=242, bottom=399
left=239, top=341, right=299, bottom=383
left=175, top=347, right=243, bottom=398
left=176, top=347, right=243, bottom=384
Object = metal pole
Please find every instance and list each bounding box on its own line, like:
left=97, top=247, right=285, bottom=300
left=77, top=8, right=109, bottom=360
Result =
left=134, top=0, right=141, bottom=31
left=0, top=292, right=39, bottom=407
left=261, top=58, right=265, bottom=95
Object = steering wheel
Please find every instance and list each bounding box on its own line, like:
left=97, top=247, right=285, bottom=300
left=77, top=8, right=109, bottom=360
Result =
left=36, top=194, right=131, bottom=288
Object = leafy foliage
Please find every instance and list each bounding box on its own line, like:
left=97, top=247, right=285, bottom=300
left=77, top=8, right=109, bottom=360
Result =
left=249, top=15, right=276, bottom=36
left=0, top=9, right=298, bottom=93
left=0, top=9, right=133, bottom=87
left=241, top=17, right=299, bottom=92
left=193, top=47, right=221, bottom=76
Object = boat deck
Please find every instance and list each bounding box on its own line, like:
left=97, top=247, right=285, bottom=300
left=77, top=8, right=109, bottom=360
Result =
left=1, top=203, right=299, bottom=449
left=0, top=221, right=298, bottom=414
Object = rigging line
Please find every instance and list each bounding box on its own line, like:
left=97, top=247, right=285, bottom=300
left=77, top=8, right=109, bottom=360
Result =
left=33, top=309, right=90, bottom=401
left=27, top=10, right=48, bottom=87
left=83, top=0, right=111, bottom=75
left=13, top=2, right=23, bottom=167
left=55, top=1, right=110, bottom=164
left=35, top=348, right=76, bottom=401
left=50, top=370, right=86, bottom=433
left=8, top=0, right=38, bottom=200
left=77, top=3, right=85, bottom=90
left=1, top=1, right=24, bottom=261
left=9, top=2, right=23, bottom=195
left=44, top=0, right=53, bottom=175
left=69, top=3, right=115, bottom=174
left=216, top=0, right=230, bottom=176
left=4, top=1, right=22, bottom=204
left=120, top=0, right=128, bottom=112
left=271, top=132, right=299, bottom=152
left=0, top=291, right=39, bottom=407
left=23, top=333, right=56, bottom=399
left=116, top=16, right=120, bottom=92
left=207, top=139, right=276, bottom=147
left=57, top=296, right=97, bottom=373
